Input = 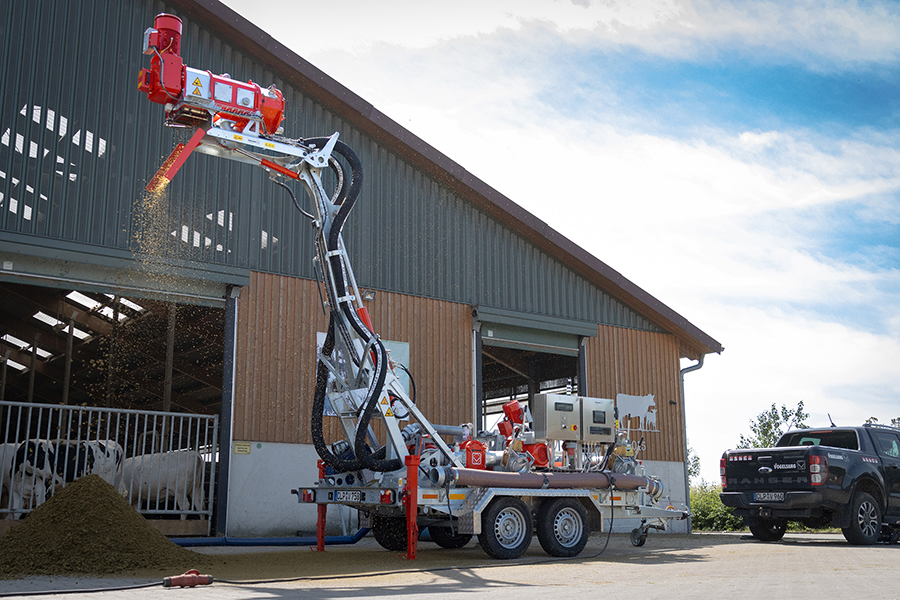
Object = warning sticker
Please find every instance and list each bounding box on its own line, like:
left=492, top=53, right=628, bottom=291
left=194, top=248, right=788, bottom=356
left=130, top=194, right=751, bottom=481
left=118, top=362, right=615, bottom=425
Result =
left=192, top=77, right=203, bottom=86
left=191, top=87, right=203, bottom=96
left=385, top=409, right=394, bottom=417
left=380, top=398, right=388, bottom=405
left=233, top=441, right=251, bottom=455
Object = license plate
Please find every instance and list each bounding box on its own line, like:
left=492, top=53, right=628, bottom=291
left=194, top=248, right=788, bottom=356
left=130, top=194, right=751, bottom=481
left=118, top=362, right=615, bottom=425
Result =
left=754, top=492, right=784, bottom=502
left=335, top=490, right=362, bottom=503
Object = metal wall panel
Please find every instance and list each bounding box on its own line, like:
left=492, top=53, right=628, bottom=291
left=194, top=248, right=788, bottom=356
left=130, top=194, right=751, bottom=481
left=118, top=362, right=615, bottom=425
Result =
left=0, top=0, right=660, bottom=333
left=233, top=272, right=472, bottom=444
left=584, top=324, right=685, bottom=462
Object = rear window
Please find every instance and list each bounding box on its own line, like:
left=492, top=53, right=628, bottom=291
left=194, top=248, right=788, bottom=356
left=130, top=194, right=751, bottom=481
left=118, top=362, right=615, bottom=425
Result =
left=777, top=430, right=859, bottom=450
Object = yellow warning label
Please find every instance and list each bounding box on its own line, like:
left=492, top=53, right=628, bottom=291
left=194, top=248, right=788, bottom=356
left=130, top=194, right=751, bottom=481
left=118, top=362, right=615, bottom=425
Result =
left=191, top=87, right=203, bottom=96
left=192, top=77, right=202, bottom=86
left=380, top=398, right=388, bottom=405
left=265, top=142, right=275, bottom=149
left=233, top=442, right=251, bottom=455
left=385, top=409, right=394, bottom=417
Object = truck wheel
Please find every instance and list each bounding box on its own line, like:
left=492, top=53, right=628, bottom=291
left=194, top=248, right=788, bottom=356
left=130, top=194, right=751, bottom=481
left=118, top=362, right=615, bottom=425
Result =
left=429, top=526, right=472, bottom=549
left=477, top=497, right=533, bottom=559
left=748, top=518, right=787, bottom=542
left=372, top=515, right=408, bottom=551
left=630, top=528, right=647, bottom=547
left=842, top=492, right=881, bottom=545
left=536, top=498, right=589, bottom=557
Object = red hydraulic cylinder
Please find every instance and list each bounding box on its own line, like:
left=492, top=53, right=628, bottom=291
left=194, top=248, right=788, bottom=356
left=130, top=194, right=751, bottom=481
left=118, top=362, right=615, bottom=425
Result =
left=404, top=454, right=420, bottom=560
left=316, top=460, right=327, bottom=552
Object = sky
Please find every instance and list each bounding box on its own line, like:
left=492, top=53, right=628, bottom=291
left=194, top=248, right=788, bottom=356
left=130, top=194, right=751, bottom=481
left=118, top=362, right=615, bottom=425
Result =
left=221, top=0, right=900, bottom=483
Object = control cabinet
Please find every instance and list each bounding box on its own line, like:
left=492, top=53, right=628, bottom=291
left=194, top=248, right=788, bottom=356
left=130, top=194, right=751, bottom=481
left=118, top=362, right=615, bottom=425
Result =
left=532, top=394, right=615, bottom=444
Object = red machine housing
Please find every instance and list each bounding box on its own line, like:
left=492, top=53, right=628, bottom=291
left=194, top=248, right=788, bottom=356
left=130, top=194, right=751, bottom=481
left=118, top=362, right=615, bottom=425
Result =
left=138, top=13, right=284, bottom=135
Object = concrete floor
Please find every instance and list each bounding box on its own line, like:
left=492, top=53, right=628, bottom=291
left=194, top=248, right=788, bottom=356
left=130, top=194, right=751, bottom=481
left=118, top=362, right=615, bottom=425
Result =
left=1, top=532, right=898, bottom=599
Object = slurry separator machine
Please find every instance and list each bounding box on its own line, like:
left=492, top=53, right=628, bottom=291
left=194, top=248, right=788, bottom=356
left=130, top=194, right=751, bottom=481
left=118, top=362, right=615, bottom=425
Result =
left=139, top=13, right=688, bottom=560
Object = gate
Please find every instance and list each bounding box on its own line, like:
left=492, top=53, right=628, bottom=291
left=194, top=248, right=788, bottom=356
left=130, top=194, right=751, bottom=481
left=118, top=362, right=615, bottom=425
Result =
left=0, top=401, right=217, bottom=534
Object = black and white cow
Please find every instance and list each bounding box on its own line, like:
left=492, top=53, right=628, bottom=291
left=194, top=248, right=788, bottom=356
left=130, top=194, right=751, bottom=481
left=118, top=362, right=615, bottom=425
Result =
left=6, top=439, right=124, bottom=517
left=120, top=449, right=204, bottom=519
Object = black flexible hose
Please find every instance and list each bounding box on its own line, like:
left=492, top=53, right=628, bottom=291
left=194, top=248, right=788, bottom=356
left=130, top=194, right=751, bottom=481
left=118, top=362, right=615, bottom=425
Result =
left=309, top=313, right=367, bottom=472
left=301, top=137, right=400, bottom=472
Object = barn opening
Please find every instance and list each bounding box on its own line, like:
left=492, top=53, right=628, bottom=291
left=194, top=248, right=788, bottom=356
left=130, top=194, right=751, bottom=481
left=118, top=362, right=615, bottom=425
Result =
left=0, top=279, right=227, bottom=534
left=474, top=306, right=596, bottom=430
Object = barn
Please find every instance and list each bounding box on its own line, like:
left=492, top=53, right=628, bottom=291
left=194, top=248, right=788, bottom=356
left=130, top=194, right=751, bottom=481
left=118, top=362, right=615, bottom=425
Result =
left=0, top=0, right=722, bottom=537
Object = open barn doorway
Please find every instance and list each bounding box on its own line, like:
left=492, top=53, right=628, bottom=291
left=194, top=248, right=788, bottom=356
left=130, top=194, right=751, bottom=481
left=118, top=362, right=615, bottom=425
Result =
left=479, top=345, right=580, bottom=430
left=0, top=279, right=225, bottom=534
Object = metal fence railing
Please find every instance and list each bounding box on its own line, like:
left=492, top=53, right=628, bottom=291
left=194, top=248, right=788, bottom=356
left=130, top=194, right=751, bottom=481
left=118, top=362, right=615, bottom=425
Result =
left=0, top=401, right=217, bottom=532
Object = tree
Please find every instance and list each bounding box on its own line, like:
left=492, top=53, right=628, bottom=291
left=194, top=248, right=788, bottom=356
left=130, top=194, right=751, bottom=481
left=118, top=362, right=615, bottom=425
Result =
left=737, top=401, right=809, bottom=449
left=686, top=442, right=701, bottom=481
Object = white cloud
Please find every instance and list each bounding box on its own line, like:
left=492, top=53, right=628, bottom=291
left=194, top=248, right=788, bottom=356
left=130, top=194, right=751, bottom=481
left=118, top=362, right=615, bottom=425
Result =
left=225, top=0, right=900, bottom=69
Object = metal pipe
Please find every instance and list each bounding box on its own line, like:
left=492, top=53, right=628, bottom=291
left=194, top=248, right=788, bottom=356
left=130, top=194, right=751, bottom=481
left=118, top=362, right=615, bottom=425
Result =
left=430, top=466, right=664, bottom=498
left=62, top=314, right=75, bottom=405
left=679, top=354, right=705, bottom=534
left=163, top=303, right=176, bottom=412
left=171, top=528, right=370, bottom=547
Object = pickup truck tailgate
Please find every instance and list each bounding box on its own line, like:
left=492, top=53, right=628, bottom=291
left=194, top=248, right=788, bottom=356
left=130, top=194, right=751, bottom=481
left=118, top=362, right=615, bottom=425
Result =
left=723, top=449, right=814, bottom=490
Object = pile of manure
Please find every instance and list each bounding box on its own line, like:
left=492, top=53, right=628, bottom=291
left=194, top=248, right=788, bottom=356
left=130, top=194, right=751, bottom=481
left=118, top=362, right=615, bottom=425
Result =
left=0, top=474, right=208, bottom=577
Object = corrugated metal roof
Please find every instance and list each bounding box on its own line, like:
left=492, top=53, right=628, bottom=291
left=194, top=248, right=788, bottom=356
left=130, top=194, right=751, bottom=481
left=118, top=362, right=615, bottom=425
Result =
left=0, top=0, right=722, bottom=357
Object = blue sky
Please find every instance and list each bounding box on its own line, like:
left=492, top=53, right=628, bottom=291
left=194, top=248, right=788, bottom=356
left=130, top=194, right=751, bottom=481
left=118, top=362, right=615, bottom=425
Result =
left=222, top=0, right=900, bottom=482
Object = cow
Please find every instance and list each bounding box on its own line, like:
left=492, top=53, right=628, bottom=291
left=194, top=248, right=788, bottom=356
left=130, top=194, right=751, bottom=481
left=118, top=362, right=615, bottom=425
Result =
left=6, top=439, right=124, bottom=517
left=1, top=443, right=17, bottom=519
left=120, top=450, right=204, bottom=519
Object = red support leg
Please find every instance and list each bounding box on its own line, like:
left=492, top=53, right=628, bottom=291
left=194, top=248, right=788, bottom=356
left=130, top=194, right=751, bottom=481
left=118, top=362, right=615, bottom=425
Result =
left=316, top=459, right=326, bottom=552
left=404, top=455, right=420, bottom=560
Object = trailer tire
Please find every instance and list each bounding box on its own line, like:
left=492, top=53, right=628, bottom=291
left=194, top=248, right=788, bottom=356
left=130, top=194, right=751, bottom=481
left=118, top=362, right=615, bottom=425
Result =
left=842, top=492, right=881, bottom=545
left=478, top=497, right=533, bottom=559
left=748, top=518, right=787, bottom=542
left=536, top=498, right=589, bottom=557
left=372, top=515, right=408, bottom=551
left=428, top=526, right=472, bottom=549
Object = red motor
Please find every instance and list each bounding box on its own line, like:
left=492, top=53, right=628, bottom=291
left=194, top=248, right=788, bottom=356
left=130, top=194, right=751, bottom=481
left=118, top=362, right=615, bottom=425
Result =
left=139, top=13, right=184, bottom=104
left=138, top=13, right=285, bottom=136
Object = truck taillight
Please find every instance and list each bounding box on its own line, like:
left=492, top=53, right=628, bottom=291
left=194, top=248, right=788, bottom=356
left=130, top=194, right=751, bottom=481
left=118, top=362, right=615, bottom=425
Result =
left=380, top=490, right=395, bottom=504
left=720, top=457, right=727, bottom=488
left=300, top=489, right=316, bottom=502
left=809, top=454, right=828, bottom=486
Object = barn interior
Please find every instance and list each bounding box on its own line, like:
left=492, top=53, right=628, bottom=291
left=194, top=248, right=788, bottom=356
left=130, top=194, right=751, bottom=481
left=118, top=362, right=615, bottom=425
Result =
left=0, top=280, right=223, bottom=415
left=480, top=346, right=578, bottom=425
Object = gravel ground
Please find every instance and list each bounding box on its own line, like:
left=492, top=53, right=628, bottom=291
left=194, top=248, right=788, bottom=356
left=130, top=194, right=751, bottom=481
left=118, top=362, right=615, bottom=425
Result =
left=1, top=531, right=897, bottom=599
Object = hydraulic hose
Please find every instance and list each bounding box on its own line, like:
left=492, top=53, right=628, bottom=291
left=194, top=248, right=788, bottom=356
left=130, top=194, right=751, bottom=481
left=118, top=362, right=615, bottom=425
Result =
left=303, top=137, right=400, bottom=472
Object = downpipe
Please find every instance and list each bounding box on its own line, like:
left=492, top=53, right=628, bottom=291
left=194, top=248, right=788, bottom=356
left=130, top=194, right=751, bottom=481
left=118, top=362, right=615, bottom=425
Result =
left=680, top=354, right=705, bottom=534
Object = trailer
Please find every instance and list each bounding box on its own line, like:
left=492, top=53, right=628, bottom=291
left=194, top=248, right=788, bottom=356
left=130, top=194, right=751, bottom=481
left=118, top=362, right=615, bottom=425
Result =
left=138, top=12, right=688, bottom=559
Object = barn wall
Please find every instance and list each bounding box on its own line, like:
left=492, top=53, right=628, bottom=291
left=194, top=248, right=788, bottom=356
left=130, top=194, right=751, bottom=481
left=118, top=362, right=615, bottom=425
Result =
left=584, top=324, right=685, bottom=463
left=233, top=272, right=473, bottom=444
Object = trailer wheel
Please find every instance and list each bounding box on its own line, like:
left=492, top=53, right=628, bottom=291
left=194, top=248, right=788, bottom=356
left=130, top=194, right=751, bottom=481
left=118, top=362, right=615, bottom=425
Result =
left=372, top=515, right=408, bottom=551
left=630, top=527, right=647, bottom=547
left=429, top=526, right=472, bottom=549
left=842, top=492, right=881, bottom=545
left=748, top=518, right=787, bottom=542
left=478, top=497, right=533, bottom=559
left=536, top=498, right=589, bottom=557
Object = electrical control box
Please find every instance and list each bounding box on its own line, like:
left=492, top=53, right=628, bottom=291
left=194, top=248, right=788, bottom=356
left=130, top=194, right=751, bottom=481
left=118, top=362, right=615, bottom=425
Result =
left=532, top=394, right=580, bottom=442
left=580, top=396, right=615, bottom=443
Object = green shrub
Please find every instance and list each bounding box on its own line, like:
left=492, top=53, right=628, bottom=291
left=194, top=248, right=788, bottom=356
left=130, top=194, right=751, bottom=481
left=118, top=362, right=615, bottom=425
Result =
left=690, top=480, right=744, bottom=531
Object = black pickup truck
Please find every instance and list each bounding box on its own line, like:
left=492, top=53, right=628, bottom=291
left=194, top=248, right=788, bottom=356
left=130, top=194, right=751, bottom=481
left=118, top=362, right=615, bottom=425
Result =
left=720, top=423, right=900, bottom=544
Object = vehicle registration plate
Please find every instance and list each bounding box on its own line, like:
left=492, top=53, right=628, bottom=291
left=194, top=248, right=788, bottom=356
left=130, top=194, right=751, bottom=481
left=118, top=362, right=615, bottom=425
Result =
left=335, top=490, right=362, bottom=503
left=754, top=492, right=784, bottom=502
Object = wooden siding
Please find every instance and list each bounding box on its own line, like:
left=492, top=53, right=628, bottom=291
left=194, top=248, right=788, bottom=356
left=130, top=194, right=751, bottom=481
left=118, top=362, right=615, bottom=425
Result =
left=233, top=272, right=472, bottom=444
left=584, top=325, right=685, bottom=462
